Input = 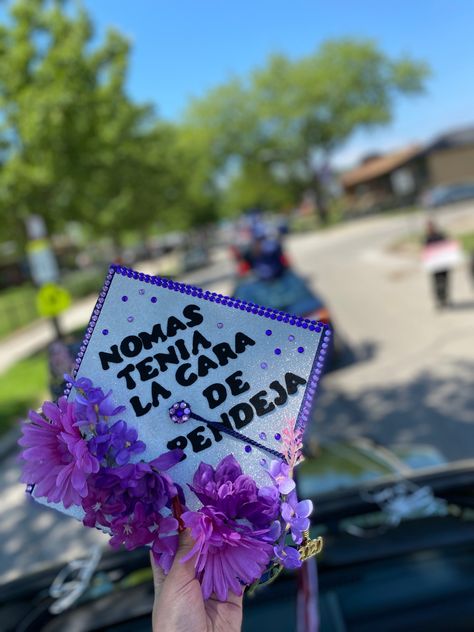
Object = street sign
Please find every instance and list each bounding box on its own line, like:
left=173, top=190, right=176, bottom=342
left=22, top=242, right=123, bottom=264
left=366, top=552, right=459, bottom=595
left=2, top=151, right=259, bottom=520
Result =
left=36, top=283, right=71, bottom=318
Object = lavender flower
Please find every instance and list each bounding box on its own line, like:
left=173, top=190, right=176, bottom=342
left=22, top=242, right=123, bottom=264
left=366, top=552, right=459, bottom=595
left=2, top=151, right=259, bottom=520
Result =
left=19, top=397, right=99, bottom=508
left=274, top=543, right=302, bottom=569
left=281, top=491, right=313, bottom=545
left=266, top=459, right=296, bottom=495
left=65, top=374, right=125, bottom=425
left=86, top=416, right=146, bottom=466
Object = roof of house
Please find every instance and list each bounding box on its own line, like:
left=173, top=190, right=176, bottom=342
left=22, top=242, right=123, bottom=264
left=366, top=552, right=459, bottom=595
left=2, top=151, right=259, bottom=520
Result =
left=429, top=125, right=474, bottom=150
left=341, top=144, right=422, bottom=188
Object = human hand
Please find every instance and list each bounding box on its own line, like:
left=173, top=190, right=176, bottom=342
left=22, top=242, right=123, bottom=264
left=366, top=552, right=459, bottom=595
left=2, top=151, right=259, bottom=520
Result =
left=151, top=530, right=243, bottom=632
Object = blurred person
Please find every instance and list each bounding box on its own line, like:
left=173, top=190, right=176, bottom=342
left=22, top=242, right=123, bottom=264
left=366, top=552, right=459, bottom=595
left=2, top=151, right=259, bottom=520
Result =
left=424, top=220, right=451, bottom=308
left=151, top=530, right=243, bottom=632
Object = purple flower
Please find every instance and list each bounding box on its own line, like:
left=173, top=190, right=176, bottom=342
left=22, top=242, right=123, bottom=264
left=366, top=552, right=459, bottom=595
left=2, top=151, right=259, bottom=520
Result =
left=274, top=543, right=302, bottom=569
left=281, top=491, right=313, bottom=545
left=65, top=374, right=125, bottom=426
left=182, top=507, right=274, bottom=600
left=19, top=397, right=99, bottom=508
left=109, top=502, right=155, bottom=550
left=88, top=421, right=113, bottom=462
left=151, top=515, right=180, bottom=574
left=81, top=472, right=127, bottom=528
left=266, top=460, right=296, bottom=495
left=190, top=455, right=280, bottom=529
left=108, top=420, right=146, bottom=465
left=88, top=419, right=146, bottom=465
left=108, top=449, right=183, bottom=513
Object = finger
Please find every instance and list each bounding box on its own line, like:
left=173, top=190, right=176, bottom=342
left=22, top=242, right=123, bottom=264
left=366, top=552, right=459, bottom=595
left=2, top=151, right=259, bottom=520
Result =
left=164, top=529, right=199, bottom=590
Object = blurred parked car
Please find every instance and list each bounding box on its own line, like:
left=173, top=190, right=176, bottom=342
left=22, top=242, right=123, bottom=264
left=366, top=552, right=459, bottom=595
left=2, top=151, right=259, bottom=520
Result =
left=421, top=182, right=474, bottom=208
left=2, top=439, right=473, bottom=631
left=233, top=269, right=345, bottom=368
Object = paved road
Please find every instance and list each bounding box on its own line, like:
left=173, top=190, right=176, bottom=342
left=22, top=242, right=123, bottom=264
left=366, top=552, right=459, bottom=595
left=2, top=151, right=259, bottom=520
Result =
left=1, top=204, right=473, bottom=585
left=287, top=204, right=474, bottom=461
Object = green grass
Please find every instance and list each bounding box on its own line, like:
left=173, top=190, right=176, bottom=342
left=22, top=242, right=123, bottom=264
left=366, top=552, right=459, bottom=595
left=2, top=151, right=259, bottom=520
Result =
left=0, top=352, right=48, bottom=436
left=459, top=231, right=474, bottom=252
left=0, top=284, right=37, bottom=339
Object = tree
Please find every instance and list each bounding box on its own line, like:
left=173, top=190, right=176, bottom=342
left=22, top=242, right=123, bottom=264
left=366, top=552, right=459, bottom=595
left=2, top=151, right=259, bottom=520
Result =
left=185, top=39, right=430, bottom=221
left=0, top=0, right=192, bottom=247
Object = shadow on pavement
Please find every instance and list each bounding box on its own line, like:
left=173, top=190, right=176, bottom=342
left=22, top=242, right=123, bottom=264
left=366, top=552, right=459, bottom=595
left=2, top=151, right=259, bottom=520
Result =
left=449, top=300, right=474, bottom=311
left=313, top=359, right=474, bottom=462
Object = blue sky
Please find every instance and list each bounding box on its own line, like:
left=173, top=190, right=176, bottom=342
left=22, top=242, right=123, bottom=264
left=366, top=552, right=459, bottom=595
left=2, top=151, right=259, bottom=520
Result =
left=52, top=2, right=474, bottom=167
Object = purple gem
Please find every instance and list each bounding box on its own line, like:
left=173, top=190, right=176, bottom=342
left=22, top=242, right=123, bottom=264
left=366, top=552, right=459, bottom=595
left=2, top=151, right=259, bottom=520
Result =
left=102, top=329, right=109, bottom=335
left=298, top=346, right=305, bottom=353
left=260, top=362, right=268, bottom=369
left=151, top=297, right=157, bottom=303
left=259, top=432, right=267, bottom=441
left=274, top=348, right=281, bottom=355
left=288, top=334, right=295, bottom=342
left=274, top=433, right=282, bottom=441
left=169, top=401, right=191, bottom=424
left=244, top=445, right=252, bottom=453
left=121, top=295, right=128, bottom=302
left=217, top=322, right=224, bottom=329
left=265, top=329, right=272, bottom=336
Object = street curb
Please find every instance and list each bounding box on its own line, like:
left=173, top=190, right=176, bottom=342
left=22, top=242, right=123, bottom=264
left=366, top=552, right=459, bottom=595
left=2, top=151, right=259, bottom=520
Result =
left=0, top=425, right=20, bottom=462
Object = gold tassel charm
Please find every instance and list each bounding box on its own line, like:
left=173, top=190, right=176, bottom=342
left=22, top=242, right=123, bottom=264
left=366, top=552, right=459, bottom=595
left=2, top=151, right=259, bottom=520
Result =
left=298, top=530, right=323, bottom=562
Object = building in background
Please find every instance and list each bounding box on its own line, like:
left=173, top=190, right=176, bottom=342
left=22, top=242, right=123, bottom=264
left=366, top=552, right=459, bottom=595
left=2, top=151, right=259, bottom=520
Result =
left=340, top=125, right=474, bottom=213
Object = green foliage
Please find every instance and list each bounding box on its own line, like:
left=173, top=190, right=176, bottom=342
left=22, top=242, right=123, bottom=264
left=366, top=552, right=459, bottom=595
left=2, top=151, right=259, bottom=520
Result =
left=0, top=0, right=215, bottom=246
left=0, top=3, right=430, bottom=240
left=185, top=39, right=429, bottom=219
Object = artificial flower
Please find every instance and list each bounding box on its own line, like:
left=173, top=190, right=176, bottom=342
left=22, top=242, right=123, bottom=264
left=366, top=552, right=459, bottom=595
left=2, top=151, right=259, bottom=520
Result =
left=281, top=491, right=313, bottom=545
left=81, top=472, right=126, bottom=527
left=182, top=507, right=274, bottom=600
left=266, top=459, right=296, bottom=495
left=19, top=397, right=99, bottom=508
left=109, top=502, right=155, bottom=550
left=190, top=455, right=280, bottom=527
left=65, top=374, right=125, bottom=425
left=274, top=543, right=302, bottom=569
left=88, top=419, right=146, bottom=465
left=151, top=515, right=180, bottom=574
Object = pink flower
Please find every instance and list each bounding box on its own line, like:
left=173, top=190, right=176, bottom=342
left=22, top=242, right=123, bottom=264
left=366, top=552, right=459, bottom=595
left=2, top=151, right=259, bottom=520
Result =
left=19, top=397, right=99, bottom=508
left=182, top=507, right=274, bottom=601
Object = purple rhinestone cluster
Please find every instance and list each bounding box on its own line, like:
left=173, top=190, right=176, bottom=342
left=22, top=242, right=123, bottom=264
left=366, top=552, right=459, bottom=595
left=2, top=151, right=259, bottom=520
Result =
left=169, top=401, right=191, bottom=424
